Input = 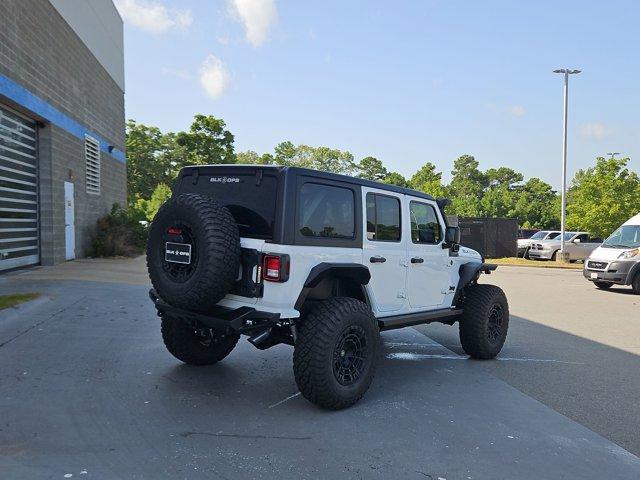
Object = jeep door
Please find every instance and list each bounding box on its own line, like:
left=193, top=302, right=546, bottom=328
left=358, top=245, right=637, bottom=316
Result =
left=362, top=187, right=407, bottom=314
left=405, top=199, right=451, bottom=308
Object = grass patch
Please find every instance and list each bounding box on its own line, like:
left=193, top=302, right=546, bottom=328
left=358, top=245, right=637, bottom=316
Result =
left=490, top=257, right=583, bottom=269
left=0, top=293, right=40, bottom=310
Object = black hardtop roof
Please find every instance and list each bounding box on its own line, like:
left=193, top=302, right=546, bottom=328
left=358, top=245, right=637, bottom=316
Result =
left=180, top=164, right=436, bottom=202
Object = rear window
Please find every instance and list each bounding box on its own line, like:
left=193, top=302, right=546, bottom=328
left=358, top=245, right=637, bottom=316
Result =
left=178, top=171, right=278, bottom=239
left=298, top=183, right=355, bottom=239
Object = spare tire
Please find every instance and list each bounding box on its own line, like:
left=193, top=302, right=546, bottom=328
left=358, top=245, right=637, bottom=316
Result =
left=147, top=193, right=240, bottom=312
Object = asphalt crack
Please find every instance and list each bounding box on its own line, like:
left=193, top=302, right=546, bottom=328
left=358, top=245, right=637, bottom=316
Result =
left=179, top=431, right=312, bottom=441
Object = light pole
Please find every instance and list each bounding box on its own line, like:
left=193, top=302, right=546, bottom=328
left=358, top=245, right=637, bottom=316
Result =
left=553, top=68, right=581, bottom=261
left=607, top=152, right=620, bottom=159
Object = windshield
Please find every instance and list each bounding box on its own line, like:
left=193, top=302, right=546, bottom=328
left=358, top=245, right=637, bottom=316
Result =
left=562, top=232, right=577, bottom=241
left=603, top=225, right=640, bottom=248
left=529, top=231, right=548, bottom=240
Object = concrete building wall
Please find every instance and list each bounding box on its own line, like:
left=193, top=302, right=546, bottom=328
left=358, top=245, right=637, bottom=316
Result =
left=0, top=0, right=126, bottom=265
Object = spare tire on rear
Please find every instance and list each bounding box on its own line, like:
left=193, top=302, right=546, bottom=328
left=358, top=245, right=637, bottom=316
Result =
left=147, top=193, right=240, bottom=312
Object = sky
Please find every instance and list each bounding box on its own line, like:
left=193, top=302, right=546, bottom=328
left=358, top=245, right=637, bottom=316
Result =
left=116, top=0, right=640, bottom=188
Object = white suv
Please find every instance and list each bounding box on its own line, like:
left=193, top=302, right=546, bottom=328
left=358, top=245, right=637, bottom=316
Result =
left=147, top=165, right=509, bottom=409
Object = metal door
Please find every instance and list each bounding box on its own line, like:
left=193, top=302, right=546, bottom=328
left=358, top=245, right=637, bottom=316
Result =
left=64, top=181, right=75, bottom=260
left=0, top=105, right=39, bottom=271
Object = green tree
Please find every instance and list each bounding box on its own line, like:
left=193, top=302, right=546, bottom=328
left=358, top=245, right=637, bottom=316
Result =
left=357, top=156, right=388, bottom=181
left=175, top=114, right=235, bottom=166
left=409, top=162, right=447, bottom=198
left=236, top=150, right=275, bottom=165
left=566, top=156, right=640, bottom=238
left=271, top=141, right=356, bottom=175
left=479, top=167, right=524, bottom=218
left=512, top=178, right=560, bottom=229
left=448, top=155, right=487, bottom=216
left=383, top=171, right=409, bottom=187
left=125, top=120, right=175, bottom=201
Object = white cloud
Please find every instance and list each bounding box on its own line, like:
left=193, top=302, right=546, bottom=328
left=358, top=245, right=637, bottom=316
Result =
left=229, top=0, right=278, bottom=47
left=510, top=105, right=525, bottom=117
left=581, top=122, right=612, bottom=140
left=114, top=0, right=192, bottom=34
left=199, top=55, right=230, bottom=100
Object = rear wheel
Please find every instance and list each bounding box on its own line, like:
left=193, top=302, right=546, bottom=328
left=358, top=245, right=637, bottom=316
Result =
left=293, top=298, right=379, bottom=409
left=161, top=315, right=239, bottom=365
left=459, top=284, right=509, bottom=359
left=594, top=281, right=613, bottom=290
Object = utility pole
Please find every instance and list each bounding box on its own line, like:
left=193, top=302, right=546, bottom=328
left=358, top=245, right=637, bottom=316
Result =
left=553, top=68, right=581, bottom=261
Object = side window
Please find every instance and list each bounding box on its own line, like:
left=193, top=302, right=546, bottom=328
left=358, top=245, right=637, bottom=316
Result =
left=298, top=183, right=355, bottom=239
left=547, top=232, right=560, bottom=239
left=366, top=193, right=401, bottom=241
left=410, top=201, right=442, bottom=244
left=576, top=234, right=589, bottom=242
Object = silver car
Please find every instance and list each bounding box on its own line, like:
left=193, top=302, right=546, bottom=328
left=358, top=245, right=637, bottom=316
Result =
left=528, top=232, right=603, bottom=261
left=517, top=230, right=561, bottom=258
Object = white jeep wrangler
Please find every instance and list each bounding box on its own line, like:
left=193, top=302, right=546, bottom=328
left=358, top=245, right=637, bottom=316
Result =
left=147, top=165, right=509, bottom=409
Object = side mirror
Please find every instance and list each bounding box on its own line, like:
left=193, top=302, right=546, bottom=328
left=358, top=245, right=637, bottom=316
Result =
left=443, top=226, right=460, bottom=249
left=572, top=238, right=581, bottom=243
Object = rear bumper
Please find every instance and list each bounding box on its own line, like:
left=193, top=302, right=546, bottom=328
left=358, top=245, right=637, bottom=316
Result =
left=149, top=289, right=281, bottom=335
left=583, top=260, right=637, bottom=285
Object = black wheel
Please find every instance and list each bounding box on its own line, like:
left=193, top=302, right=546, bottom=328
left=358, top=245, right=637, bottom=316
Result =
left=550, top=250, right=558, bottom=261
left=632, top=273, right=640, bottom=295
left=459, top=284, right=509, bottom=359
left=593, top=281, right=613, bottom=290
left=293, top=297, right=379, bottom=409
left=147, top=194, right=240, bottom=312
left=523, top=248, right=531, bottom=260
left=161, top=314, right=239, bottom=365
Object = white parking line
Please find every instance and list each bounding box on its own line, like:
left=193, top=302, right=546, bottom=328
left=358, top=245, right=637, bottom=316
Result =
left=268, top=392, right=301, bottom=409
left=386, top=351, right=584, bottom=364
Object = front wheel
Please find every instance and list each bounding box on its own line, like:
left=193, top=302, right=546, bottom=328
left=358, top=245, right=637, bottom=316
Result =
left=161, top=315, right=239, bottom=365
left=459, top=284, right=509, bottom=359
left=593, top=281, right=613, bottom=290
left=293, top=298, right=379, bottom=409
left=632, top=273, right=640, bottom=295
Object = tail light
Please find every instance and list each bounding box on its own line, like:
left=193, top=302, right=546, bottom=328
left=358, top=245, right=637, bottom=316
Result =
left=262, top=254, right=290, bottom=282
left=167, top=227, right=182, bottom=235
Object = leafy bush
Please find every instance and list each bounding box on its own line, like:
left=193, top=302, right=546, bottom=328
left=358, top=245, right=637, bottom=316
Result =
left=89, top=204, right=148, bottom=257
left=134, top=183, right=172, bottom=222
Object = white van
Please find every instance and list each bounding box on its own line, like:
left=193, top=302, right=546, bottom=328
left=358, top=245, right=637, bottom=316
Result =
left=583, top=213, right=640, bottom=293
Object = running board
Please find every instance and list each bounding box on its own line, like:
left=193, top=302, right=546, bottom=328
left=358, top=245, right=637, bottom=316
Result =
left=378, top=308, right=463, bottom=331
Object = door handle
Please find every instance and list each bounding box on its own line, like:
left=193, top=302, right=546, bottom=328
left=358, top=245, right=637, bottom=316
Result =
left=369, top=256, right=386, bottom=263
left=410, top=257, right=424, bottom=264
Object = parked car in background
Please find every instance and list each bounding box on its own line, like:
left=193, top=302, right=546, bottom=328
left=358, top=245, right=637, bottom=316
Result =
left=517, top=230, right=560, bottom=258
left=528, top=232, right=603, bottom=261
left=583, top=213, right=640, bottom=293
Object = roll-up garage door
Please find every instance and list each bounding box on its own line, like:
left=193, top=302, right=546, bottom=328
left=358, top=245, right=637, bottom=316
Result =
left=0, top=104, right=39, bottom=271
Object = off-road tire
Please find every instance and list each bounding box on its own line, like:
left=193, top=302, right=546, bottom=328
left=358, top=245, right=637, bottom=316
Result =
left=161, top=314, right=239, bottom=365
left=147, top=193, right=240, bottom=312
left=293, top=297, right=379, bottom=409
left=594, top=281, right=613, bottom=290
left=632, top=273, right=640, bottom=295
left=459, top=284, right=509, bottom=359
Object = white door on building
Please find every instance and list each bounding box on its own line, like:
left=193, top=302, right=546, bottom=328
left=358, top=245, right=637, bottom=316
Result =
left=64, top=181, right=75, bottom=260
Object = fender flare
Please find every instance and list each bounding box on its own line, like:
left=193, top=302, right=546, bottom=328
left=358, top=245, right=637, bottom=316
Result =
left=294, top=263, right=371, bottom=310
left=452, top=262, right=497, bottom=306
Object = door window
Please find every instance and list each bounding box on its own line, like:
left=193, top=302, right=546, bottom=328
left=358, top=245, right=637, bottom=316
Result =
left=366, top=193, right=401, bottom=241
left=410, top=202, right=441, bottom=244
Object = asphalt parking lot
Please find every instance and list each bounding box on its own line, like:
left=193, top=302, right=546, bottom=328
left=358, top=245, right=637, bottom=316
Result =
left=1, top=259, right=639, bottom=479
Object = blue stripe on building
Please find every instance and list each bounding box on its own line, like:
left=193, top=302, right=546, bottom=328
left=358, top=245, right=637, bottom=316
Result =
left=0, top=74, right=126, bottom=164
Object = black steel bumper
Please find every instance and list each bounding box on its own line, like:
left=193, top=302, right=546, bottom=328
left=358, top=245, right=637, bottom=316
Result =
left=583, top=260, right=638, bottom=285
left=149, top=289, right=281, bottom=336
